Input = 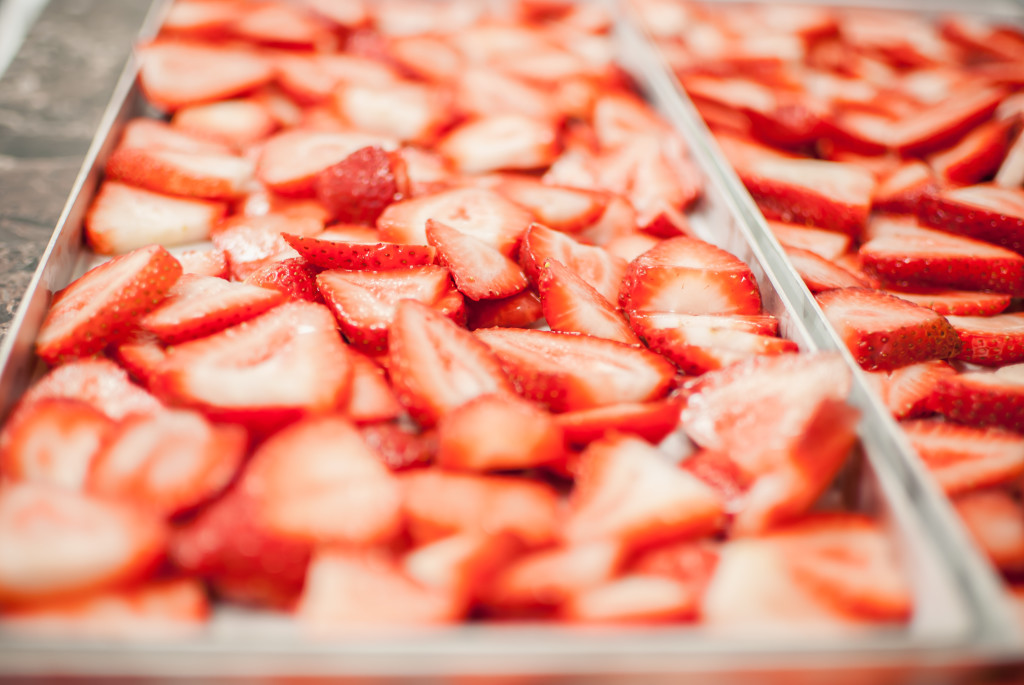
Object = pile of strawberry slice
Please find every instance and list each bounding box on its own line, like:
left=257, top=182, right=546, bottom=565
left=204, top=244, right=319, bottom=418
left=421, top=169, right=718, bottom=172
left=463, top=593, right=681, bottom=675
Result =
left=0, top=0, right=909, bottom=635
left=635, top=0, right=1024, bottom=605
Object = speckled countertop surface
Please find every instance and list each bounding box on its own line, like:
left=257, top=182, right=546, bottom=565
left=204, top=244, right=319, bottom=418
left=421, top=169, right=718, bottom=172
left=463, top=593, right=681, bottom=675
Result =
left=0, top=0, right=151, bottom=340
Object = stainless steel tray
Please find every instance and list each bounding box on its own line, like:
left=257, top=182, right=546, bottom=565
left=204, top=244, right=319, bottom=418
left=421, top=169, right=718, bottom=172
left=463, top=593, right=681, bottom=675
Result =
left=0, top=0, right=1009, bottom=679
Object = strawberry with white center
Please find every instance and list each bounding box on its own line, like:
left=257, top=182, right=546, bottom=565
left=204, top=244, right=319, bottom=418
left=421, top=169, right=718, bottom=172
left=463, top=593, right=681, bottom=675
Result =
left=520, top=223, right=626, bottom=304
left=816, top=288, right=962, bottom=371
left=919, top=184, right=1024, bottom=254
left=314, top=145, right=407, bottom=225
left=175, top=246, right=228, bottom=278
left=256, top=129, right=398, bottom=197
left=105, top=146, right=253, bottom=201
left=438, top=114, right=561, bottom=175
left=947, top=313, right=1024, bottom=366
left=537, top=259, right=638, bottom=344
left=902, top=419, right=1024, bottom=496
left=283, top=232, right=435, bottom=270
left=929, top=364, right=1024, bottom=433
left=492, top=176, right=608, bottom=233
left=333, top=81, right=452, bottom=144
left=138, top=41, right=273, bottom=111
left=863, top=359, right=957, bottom=420
left=35, top=244, right=182, bottom=365
left=954, top=489, right=1024, bottom=572
left=171, top=98, right=278, bottom=150
left=210, top=212, right=323, bottom=280
left=18, top=358, right=164, bottom=420
left=117, top=117, right=233, bottom=155
left=426, top=219, right=529, bottom=301
left=229, top=2, right=332, bottom=49
left=273, top=52, right=401, bottom=105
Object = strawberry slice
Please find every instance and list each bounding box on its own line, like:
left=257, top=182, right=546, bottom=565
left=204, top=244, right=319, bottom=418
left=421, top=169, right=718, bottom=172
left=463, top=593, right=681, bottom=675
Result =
left=638, top=315, right=799, bottom=375
left=344, top=351, right=402, bottom=424
left=175, top=246, right=228, bottom=278
left=565, top=434, right=722, bottom=549
left=928, top=117, right=1015, bottom=185
left=465, top=290, right=543, bottom=330
left=455, top=65, right=560, bottom=122
left=476, top=328, right=675, bottom=412
left=871, top=160, right=936, bottom=215
left=954, top=489, right=1024, bottom=572
left=768, top=220, right=851, bottom=261
left=243, top=257, right=322, bottom=303
left=816, top=288, right=962, bottom=370
left=929, top=366, right=1024, bottom=433
left=19, top=358, right=164, bottom=420
left=314, top=146, right=406, bottom=225
left=256, top=129, right=398, bottom=197
left=403, top=531, right=523, bottom=608
left=334, top=81, right=452, bottom=144
left=919, top=184, right=1024, bottom=255
left=556, top=399, right=682, bottom=447
left=0, top=484, right=166, bottom=603
left=890, top=86, right=1007, bottom=157
left=946, top=313, right=1024, bottom=366
left=230, top=1, right=331, bottom=49
left=863, top=360, right=957, bottom=420
left=210, top=212, right=323, bottom=280
left=860, top=228, right=1024, bottom=295
left=105, top=147, right=253, bottom=200
left=592, top=91, right=673, bottom=150
left=138, top=41, right=273, bottom=111
left=563, top=574, right=700, bottom=624
left=316, top=265, right=455, bottom=352
left=283, top=232, right=435, bottom=270
left=378, top=187, right=533, bottom=258
left=0, top=399, right=114, bottom=490
left=117, top=117, right=233, bottom=155
left=358, top=421, right=434, bottom=471
left=385, top=34, right=464, bottom=83
left=171, top=98, right=278, bottom=150
left=85, top=182, right=227, bottom=255
left=520, top=223, right=626, bottom=304
left=885, top=288, right=1012, bottom=317
left=629, top=539, right=720, bottom=589
left=139, top=273, right=285, bottom=344
left=426, top=219, right=529, bottom=301
left=160, top=0, right=243, bottom=40
left=630, top=312, right=781, bottom=339
left=620, top=236, right=761, bottom=316
left=35, top=244, right=181, bottom=365
left=996, top=128, right=1024, bottom=188
left=783, top=245, right=869, bottom=293
left=151, top=301, right=352, bottom=426
left=401, top=469, right=560, bottom=547
left=170, top=487, right=311, bottom=609
left=903, top=418, right=1024, bottom=496
left=537, top=259, right=638, bottom=344
left=273, top=52, right=400, bottom=105
left=436, top=394, right=564, bottom=472
left=492, top=176, right=608, bottom=233
left=242, top=416, right=402, bottom=545
left=87, top=409, right=246, bottom=518
left=438, top=114, right=560, bottom=174
left=388, top=300, right=514, bottom=426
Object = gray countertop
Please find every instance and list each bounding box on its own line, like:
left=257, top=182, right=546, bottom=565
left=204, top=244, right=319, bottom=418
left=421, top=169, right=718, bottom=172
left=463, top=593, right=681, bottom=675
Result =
left=0, top=0, right=151, bottom=340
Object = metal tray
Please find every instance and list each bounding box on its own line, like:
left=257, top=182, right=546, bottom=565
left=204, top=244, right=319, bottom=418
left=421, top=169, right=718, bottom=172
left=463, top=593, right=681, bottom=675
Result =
left=0, top=0, right=1009, bottom=679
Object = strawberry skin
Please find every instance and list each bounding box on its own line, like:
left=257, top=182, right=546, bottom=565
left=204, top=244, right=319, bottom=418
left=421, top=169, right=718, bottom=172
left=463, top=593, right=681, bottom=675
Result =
left=885, top=288, right=1012, bottom=317
left=919, top=184, right=1024, bottom=255
left=782, top=245, right=869, bottom=293
left=36, top=245, right=182, bottom=366
left=816, top=288, right=962, bottom=371
left=946, top=313, right=1024, bottom=366
left=863, top=360, right=957, bottom=420
left=928, top=367, right=1024, bottom=433
left=314, top=145, right=406, bottom=224
left=243, top=257, right=323, bottom=303
left=282, top=233, right=435, bottom=270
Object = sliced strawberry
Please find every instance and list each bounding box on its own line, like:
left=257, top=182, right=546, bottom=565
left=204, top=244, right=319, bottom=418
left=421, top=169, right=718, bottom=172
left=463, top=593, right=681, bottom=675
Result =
left=426, top=219, right=529, bottom=301
left=620, top=236, right=761, bottom=316
left=139, top=273, right=284, bottom=344
left=112, top=332, right=166, bottom=390
left=333, top=80, right=453, bottom=144
left=175, top=247, right=228, bottom=278
left=871, top=160, right=936, bottom=215
left=783, top=245, right=869, bottom=293
left=863, top=359, right=957, bottom=420
left=996, top=128, right=1024, bottom=188
left=592, top=91, right=673, bottom=150
left=344, top=351, right=402, bottom=424
left=556, top=399, right=682, bottom=447
left=860, top=228, right=1024, bottom=295
left=768, top=220, right=851, bottom=261
left=283, top=233, right=435, bottom=270
left=160, top=0, right=242, bottom=40
left=105, top=147, right=253, bottom=200
left=928, top=117, right=1015, bottom=185
left=520, top=223, right=626, bottom=304
left=138, top=41, right=273, bottom=111
left=0, top=399, right=114, bottom=490
left=151, top=301, right=352, bottom=426
left=537, top=259, right=638, bottom=344
left=358, top=421, right=434, bottom=471
left=465, top=290, right=543, bottom=330
left=117, top=117, right=232, bottom=155
left=631, top=312, right=781, bottom=339
left=493, top=176, right=608, bottom=233
left=378, top=187, right=533, bottom=258
left=403, top=531, right=523, bottom=607
left=171, top=98, right=278, bottom=149
left=816, top=288, right=962, bottom=371
left=401, top=469, right=560, bottom=547
left=638, top=315, right=799, bottom=375
left=36, top=245, right=181, bottom=365
left=437, top=394, right=564, bottom=472
left=903, top=418, right=1024, bottom=496
left=564, top=574, right=700, bottom=624
left=954, top=489, right=1024, bottom=572
left=892, top=86, right=1007, bottom=157
left=19, top=359, right=164, bottom=420
left=386, top=33, right=464, bottom=83
left=273, top=52, right=399, bottom=105
left=314, top=145, right=406, bottom=225
left=230, top=1, right=331, bottom=49
left=243, top=257, right=322, bottom=303
left=681, top=449, right=748, bottom=510
left=886, top=288, right=1012, bottom=317
left=454, top=65, right=560, bottom=122
left=919, top=184, right=1024, bottom=254
left=602, top=230, right=660, bottom=263
left=947, top=313, right=1024, bottom=366
left=388, top=300, right=514, bottom=426
left=316, top=265, right=454, bottom=352
left=929, top=366, right=1024, bottom=433
left=438, top=114, right=560, bottom=175
left=85, top=182, right=226, bottom=255
left=0, top=484, right=166, bottom=603
left=242, top=415, right=402, bottom=545
left=210, top=212, right=323, bottom=280
left=476, top=328, right=675, bottom=412
left=256, top=129, right=398, bottom=197
left=170, top=487, right=311, bottom=609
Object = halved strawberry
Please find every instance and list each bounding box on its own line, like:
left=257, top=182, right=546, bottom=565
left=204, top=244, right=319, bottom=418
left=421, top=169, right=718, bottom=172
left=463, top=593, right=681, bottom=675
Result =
left=314, top=146, right=406, bottom=225
left=476, top=327, right=675, bottom=412
left=919, top=184, right=1024, bottom=254
left=885, top=288, right=1012, bottom=317
left=903, top=418, right=1024, bottom=495
left=35, top=244, right=181, bottom=365
left=954, top=489, right=1024, bottom=572
left=639, top=315, right=799, bottom=375
left=438, top=114, right=560, bottom=175
left=465, top=290, right=543, bottom=330
left=492, top=176, right=608, bottom=233
left=0, top=399, right=114, bottom=490
left=242, top=415, right=402, bottom=545
left=768, top=220, right=852, bottom=261
left=85, top=182, right=227, bottom=255
left=563, top=574, right=700, bottom=624
left=170, top=487, right=312, bottom=609
left=151, top=301, right=352, bottom=426
left=19, top=358, right=164, bottom=420
left=537, top=259, right=638, bottom=344
left=426, top=219, right=529, bottom=301
left=388, top=300, right=514, bottom=426
left=378, top=187, right=533, bottom=258
left=317, top=265, right=454, bottom=352
left=0, top=484, right=166, bottom=603
left=210, top=212, right=323, bottom=280
left=175, top=246, right=228, bottom=278
left=928, top=117, right=1015, bottom=185
left=871, top=160, right=936, bottom=215
left=928, top=366, right=1024, bottom=433
left=139, top=273, right=284, bottom=344
left=171, top=98, right=278, bottom=150
left=816, top=288, right=962, bottom=370
left=863, top=360, right=957, bottom=420
left=138, top=41, right=273, bottom=111
left=620, top=236, right=761, bottom=316
left=256, top=129, right=398, bottom=197
left=344, top=351, right=402, bottom=424
left=520, top=223, right=626, bottom=304
left=243, top=257, right=322, bottom=303
left=401, top=469, right=560, bottom=547
left=283, top=232, right=435, bottom=270
left=860, top=228, right=1024, bottom=295
left=105, top=147, right=253, bottom=200
left=783, top=245, right=869, bottom=293
left=946, top=313, right=1024, bottom=366
left=437, top=393, right=564, bottom=472
left=556, top=399, right=682, bottom=447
